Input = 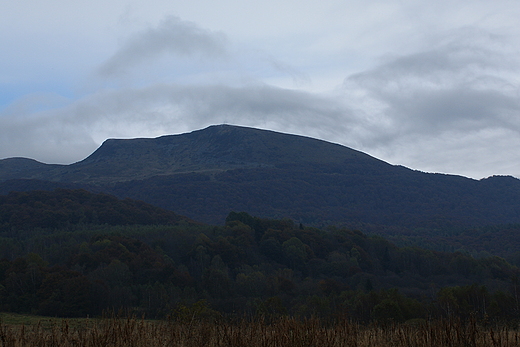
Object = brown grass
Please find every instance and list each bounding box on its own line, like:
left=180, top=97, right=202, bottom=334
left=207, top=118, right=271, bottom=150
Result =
left=0, top=315, right=519, bottom=347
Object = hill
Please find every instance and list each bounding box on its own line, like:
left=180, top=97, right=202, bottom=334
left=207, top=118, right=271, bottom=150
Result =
left=1, top=124, right=520, bottom=229
left=0, top=188, right=195, bottom=231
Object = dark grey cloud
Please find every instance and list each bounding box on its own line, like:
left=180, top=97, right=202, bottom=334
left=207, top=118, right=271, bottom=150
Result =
left=97, top=16, right=228, bottom=77
left=336, top=28, right=520, bottom=177
left=342, top=28, right=520, bottom=146
left=0, top=83, right=355, bottom=164
left=75, top=83, right=353, bottom=139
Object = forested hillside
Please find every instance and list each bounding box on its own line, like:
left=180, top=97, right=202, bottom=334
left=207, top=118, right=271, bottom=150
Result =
left=0, top=189, right=193, bottom=230
left=1, top=189, right=519, bottom=323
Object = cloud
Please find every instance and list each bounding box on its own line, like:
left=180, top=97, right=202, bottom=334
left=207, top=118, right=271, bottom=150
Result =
left=338, top=27, right=520, bottom=177
left=75, top=83, right=354, bottom=141
left=267, top=57, right=311, bottom=86
left=0, top=83, right=355, bottom=164
left=342, top=28, right=520, bottom=143
left=0, top=111, right=98, bottom=165
left=97, top=16, right=229, bottom=77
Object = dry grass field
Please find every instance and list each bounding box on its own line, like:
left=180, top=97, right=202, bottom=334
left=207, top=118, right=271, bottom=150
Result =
left=1, top=314, right=519, bottom=347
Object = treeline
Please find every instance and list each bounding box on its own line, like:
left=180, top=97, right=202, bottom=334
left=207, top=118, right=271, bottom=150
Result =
left=0, top=189, right=192, bottom=232
left=1, top=189, right=519, bottom=324
left=368, top=223, right=520, bottom=261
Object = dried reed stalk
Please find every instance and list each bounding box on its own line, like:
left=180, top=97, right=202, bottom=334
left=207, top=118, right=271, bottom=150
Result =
left=0, top=317, right=518, bottom=347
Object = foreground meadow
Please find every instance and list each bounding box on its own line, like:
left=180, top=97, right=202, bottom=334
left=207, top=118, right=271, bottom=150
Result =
left=0, top=315, right=519, bottom=347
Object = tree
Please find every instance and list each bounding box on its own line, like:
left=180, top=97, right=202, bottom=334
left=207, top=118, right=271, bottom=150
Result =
left=282, top=237, right=307, bottom=268
left=372, top=299, right=404, bottom=323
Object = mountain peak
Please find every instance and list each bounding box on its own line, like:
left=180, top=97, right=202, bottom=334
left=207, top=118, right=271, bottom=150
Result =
left=64, top=124, right=387, bottom=184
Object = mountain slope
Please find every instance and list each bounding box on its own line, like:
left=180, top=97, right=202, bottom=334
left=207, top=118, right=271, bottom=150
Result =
left=0, top=157, right=62, bottom=181
left=1, top=124, right=390, bottom=184
left=1, top=124, right=520, bottom=227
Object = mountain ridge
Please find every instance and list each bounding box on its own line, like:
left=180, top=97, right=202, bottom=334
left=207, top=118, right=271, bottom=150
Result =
left=70, top=124, right=393, bottom=184
left=1, top=124, right=520, bottom=227
left=1, top=124, right=396, bottom=185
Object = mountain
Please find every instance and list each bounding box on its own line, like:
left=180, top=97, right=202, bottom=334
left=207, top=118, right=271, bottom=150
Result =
left=1, top=124, right=520, bottom=228
left=1, top=124, right=388, bottom=184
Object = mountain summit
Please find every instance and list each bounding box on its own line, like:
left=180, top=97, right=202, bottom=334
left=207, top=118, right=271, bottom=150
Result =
left=1, top=124, right=520, bottom=227
left=1, top=125, right=387, bottom=184
left=66, top=124, right=391, bottom=184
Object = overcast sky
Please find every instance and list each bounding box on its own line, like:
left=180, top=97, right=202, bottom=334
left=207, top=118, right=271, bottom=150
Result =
left=1, top=0, right=519, bottom=179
